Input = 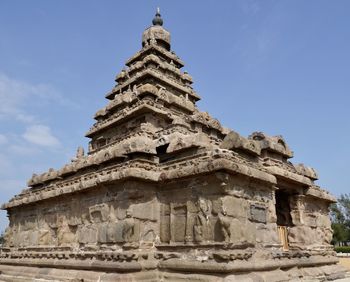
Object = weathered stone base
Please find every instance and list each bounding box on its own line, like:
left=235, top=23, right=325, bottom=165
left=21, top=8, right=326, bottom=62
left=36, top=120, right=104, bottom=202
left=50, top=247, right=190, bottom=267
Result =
left=0, top=257, right=347, bottom=282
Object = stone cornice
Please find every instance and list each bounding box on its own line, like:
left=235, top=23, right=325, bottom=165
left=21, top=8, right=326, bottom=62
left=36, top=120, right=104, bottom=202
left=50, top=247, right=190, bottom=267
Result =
left=106, top=68, right=200, bottom=101
left=95, top=83, right=195, bottom=121
left=2, top=153, right=276, bottom=210
left=123, top=54, right=192, bottom=86
left=125, top=44, right=184, bottom=68
left=160, top=154, right=277, bottom=185
left=264, top=165, right=313, bottom=186
left=86, top=99, right=171, bottom=137
left=305, top=185, right=337, bottom=203
left=2, top=160, right=159, bottom=210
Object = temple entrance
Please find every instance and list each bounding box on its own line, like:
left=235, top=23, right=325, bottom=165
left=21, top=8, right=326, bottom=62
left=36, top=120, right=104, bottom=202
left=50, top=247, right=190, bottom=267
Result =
left=275, top=189, right=293, bottom=251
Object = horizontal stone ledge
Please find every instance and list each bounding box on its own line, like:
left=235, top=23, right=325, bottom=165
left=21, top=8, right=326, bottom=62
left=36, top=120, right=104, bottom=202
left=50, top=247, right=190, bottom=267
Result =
left=155, top=242, right=254, bottom=250
left=305, top=186, right=337, bottom=203
left=161, top=157, right=277, bottom=185
left=2, top=167, right=160, bottom=209
left=0, top=258, right=142, bottom=273
left=4, top=154, right=276, bottom=209
left=103, top=83, right=195, bottom=116
left=265, top=165, right=313, bottom=186
left=86, top=101, right=171, bottom=137
left=112, top=68, right=195, bottom=98
left=0, top=256, right=340, bottom=275
left=125, top=45, right=185, bottom=69
left=158, top=256, right=339, bottom=274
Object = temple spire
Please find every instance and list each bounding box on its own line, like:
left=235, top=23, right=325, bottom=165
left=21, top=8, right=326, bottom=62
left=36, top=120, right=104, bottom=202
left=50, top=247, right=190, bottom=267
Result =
left=152, top=7, right=163, bottom=26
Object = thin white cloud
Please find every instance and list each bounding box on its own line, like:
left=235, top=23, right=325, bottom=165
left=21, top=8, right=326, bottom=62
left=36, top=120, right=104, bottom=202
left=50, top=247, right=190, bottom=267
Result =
left=0, top=73, right=35, bottom=123
left=0, top=134, right=8, bottom=145
left=23, top=125, right=60, bottom=148
left=0, top=72, right=78, bottom=149
left=8, top=144, right=40, bottom=156
left=0, top=72, right=75, bottom=123
left=0, top=153, right=13, bottom=175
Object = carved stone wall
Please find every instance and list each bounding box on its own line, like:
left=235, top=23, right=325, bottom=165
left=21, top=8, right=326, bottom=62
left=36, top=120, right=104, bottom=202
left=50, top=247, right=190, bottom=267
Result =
left=288, top=196, right=333, bottom=248
left=4, top=181, right=159, bottom=250
left=4, top=174, right=279, bottom=250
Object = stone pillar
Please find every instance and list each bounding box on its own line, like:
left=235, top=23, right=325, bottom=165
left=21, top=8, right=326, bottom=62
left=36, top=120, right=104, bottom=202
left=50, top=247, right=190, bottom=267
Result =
left=290, top=194, right=305, bottom=226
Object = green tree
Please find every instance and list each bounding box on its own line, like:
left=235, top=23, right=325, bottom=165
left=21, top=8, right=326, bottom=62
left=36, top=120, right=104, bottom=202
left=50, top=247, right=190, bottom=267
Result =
left=331, top=194, right=350, bottom=245
left=0, top=232, right=4, bottom=245
left=338, top=194, right=350, bottom=220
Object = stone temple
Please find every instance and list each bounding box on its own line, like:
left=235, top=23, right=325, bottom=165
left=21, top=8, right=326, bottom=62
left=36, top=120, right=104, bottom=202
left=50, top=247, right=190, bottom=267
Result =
left=0, top=10, right=347, bottom=282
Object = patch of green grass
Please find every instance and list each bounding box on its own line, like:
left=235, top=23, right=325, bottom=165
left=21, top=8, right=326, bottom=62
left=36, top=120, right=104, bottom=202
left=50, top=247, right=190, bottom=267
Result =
left=335, top=246, right=350, bottom=253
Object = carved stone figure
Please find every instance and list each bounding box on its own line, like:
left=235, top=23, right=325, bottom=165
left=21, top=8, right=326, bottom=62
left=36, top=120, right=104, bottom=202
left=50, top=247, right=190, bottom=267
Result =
left=57, top=216, right=76, bottom=246
left=218, top=211, right=231, bottom=242
left=78, top=214, right=97, bottom=244
left=193, top=199, right=211, bottom=242
left=122, top=210, right=135, bottom=242
left=76, top=146, right=84, bottom=159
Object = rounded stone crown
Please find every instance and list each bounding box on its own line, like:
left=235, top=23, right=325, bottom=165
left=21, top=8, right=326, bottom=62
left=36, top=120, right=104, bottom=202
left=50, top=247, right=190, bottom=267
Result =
left=142, top=25, right=171, bottom=50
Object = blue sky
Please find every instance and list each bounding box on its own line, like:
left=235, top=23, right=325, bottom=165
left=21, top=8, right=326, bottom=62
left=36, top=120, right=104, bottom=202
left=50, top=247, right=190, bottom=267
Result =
left=0, top=1, right=349, bottom=232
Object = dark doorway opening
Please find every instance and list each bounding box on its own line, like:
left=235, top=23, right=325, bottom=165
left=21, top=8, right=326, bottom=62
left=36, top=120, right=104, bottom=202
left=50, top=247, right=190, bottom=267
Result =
left=275, top=189, right=293, bottom=227
left=275, top=189, right=293, bottom=251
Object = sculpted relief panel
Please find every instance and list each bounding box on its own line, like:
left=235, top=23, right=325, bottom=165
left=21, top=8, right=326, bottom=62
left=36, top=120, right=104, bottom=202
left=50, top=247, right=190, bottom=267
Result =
left=160, top=198, right=226, bottom=244
left=159, top=193, right=262, bottom=246
left=3, top=183, right=159, bottom=249
left=288, top=197, right=333, bottom=247
left=3, top=176, right=280, bottom=251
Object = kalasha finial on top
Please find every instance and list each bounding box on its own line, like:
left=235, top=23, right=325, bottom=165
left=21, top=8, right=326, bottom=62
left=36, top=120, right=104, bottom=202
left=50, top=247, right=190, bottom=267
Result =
left=152, top=7, right=163, bottom=26
left=143, top=8, right=170, bottom=50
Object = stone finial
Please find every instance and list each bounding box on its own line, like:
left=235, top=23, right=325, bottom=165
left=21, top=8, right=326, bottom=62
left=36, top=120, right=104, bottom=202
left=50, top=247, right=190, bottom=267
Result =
left=76, top=146, right=85, bottom=159
left=142, top=8, right=170, bottom=50
left=152, top=7, right=163, bottom=26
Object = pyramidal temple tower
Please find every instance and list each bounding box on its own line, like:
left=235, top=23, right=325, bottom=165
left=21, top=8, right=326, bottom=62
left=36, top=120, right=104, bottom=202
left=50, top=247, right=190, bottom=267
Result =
left=0, top=10, right=347, bottom=282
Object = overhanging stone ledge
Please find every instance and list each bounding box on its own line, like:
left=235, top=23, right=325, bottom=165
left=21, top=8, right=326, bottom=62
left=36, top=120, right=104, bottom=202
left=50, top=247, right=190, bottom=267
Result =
left=160, top=156, right=277, bottom=185
left=2, top=166, right=160, bottom=209
left=265, top=165, right=313, bottom=186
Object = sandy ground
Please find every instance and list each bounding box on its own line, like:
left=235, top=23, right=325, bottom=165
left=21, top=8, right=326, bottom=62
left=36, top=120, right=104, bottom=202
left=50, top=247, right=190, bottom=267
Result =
left=340, top=257, right=350, bottom=270
left=335, top=258, right=350, bottom=281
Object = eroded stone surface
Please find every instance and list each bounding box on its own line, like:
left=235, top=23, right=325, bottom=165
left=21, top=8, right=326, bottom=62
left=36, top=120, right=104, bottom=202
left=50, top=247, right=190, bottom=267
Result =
left=0, top=10, right=343, bottom=282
